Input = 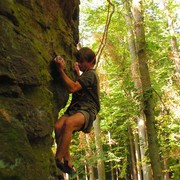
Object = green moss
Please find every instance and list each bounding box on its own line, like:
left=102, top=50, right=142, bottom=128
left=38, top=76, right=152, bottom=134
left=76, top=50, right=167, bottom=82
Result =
left=0, top=116, right=32, bottom=178
left=32, top=145, right=55, bottom=176
left=0, top=115, right=56, bottom=179
left=0, top=159, right=21, bottom=170
left=0, top=0, right=79, bottom=179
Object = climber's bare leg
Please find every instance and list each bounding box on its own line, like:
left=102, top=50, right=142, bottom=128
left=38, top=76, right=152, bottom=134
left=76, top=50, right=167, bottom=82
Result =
left=55, top=113, right=85, bottom=167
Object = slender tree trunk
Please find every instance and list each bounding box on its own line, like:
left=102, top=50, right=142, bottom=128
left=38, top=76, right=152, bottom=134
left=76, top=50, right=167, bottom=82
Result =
left=93, top=115, right=106, bottom=180
left=132, top=0, right=163, bottom=179
left=86, top=134, right=95, bottom=180
left=108, top=131, right=115, bottom=180
left=76, top=171, right=80, bottom=180
left=138, top=115, right=152, bottom=180
left=85, top=162, right=88, bottom=180
left=115, top=167, right=119, bottom=180
left=123, top=1, right=151, bottom=179
left=63, top=173, right=69, bottom=180
left=163, top=156, right=170, bottom=180
left=128, top=127, right=138, bottom=180
left=134, top=130, right=143, bottom=180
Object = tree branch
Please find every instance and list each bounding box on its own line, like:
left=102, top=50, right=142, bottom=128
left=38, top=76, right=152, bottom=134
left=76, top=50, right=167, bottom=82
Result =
left=95, top=0, right=115, bottom=69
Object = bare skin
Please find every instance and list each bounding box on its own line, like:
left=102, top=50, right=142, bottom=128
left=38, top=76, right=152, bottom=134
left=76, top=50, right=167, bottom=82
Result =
left=54, top=56, right=94, bottom=168
left=54, top=113, right=85, bottom=168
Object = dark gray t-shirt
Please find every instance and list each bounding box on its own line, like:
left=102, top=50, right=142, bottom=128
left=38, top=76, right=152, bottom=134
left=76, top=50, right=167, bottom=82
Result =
left=67, top=69, right=100, bottom=116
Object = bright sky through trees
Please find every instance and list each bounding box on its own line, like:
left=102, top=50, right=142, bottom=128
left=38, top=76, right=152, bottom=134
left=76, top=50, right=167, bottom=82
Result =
left=79, top=0, right=180, bottom=41
left=79, top=0, right=105, bottom=47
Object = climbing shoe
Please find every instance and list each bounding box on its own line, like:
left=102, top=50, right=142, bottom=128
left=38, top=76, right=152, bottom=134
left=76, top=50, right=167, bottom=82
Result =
left=56, top=160, right=73, bottom=175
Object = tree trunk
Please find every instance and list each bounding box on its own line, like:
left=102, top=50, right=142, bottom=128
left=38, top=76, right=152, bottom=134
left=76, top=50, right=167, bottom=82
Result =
left=163, top=156, right=170, bottom=180
left=85, top=162, right=88, bottom=180
left=86, top=134, right=95, bottom=180
left=93, top=115, right=106, bottom=180
left=128, top=127, right=138, bottom=180
left=123, top=1, right=151, bottom=179
left=134, top=130, right=143, bottom=180
left=132, top=0, right=163, bottom=179
left=108, top=131, right=115, bottom=180
left=137, top=115, right=152, bottom=180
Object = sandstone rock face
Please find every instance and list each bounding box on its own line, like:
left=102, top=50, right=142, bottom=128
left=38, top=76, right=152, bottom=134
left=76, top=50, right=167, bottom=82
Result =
left=0, top=0, right=79, bottom=179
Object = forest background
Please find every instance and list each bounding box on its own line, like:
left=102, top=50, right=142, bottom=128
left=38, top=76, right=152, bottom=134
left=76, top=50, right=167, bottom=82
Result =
left=58, top=0, right=180, bottom=179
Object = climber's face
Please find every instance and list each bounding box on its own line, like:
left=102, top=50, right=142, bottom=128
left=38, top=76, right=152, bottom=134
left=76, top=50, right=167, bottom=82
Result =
left=77, top=59, right=91, bottom=72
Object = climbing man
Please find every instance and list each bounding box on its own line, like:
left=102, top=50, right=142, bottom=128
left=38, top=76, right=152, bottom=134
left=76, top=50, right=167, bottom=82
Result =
left=54, top=47, right=100, bottom=174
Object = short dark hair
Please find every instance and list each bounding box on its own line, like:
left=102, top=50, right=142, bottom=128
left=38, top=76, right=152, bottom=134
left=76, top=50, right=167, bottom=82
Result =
left=75, top=47, right=96, bottom=65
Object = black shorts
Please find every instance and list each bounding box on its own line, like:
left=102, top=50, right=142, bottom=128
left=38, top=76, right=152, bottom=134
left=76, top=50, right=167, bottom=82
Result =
left=64, top=109, right=96, bottom=133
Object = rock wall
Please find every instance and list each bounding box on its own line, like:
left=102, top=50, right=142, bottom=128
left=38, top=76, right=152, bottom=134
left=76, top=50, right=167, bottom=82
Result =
left=0, top=0, right=79, bottom=179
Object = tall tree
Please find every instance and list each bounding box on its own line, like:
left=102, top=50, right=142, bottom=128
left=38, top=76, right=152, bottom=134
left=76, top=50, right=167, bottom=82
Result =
left=107, top=131, right=114, bottom=180
left=123, top=0, right=151, bottom=179
left=132, top=0, right=163, bottom=179
left=128, top=127, right=138, bottom=180
left=86, top=134, right=95, bottom=180
left=93, top=115, right=106, bottom=180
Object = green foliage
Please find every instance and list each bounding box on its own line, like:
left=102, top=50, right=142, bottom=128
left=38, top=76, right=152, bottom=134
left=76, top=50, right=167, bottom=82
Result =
left=72, top=0, right=180, bottom=179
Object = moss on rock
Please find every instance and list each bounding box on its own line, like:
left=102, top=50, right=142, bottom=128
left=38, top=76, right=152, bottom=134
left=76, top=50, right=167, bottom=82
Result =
left=0, top=0, right=79, bottom=179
